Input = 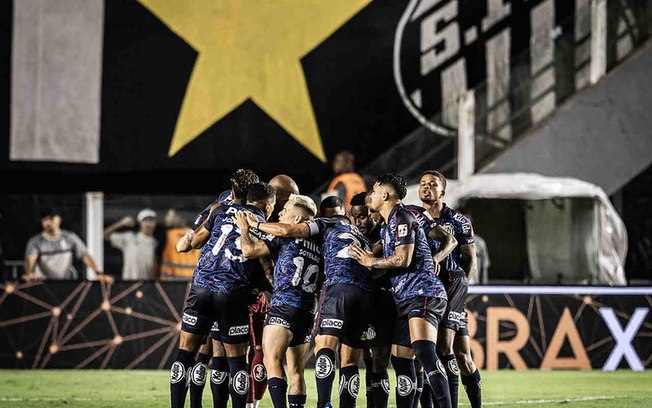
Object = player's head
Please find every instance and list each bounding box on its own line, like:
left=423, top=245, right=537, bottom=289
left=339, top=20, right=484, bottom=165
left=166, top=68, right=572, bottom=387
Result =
left=319, top=195, right=345, bottom=217
left=368, top=173, right=407, bottom=211
left=365, top=190, right=383, bottom=224
left=39, top=206, right=62, bottom=233
left=269, top=174, right=300, bottom=222
left=419, top=170, right=446, bottom=204
left=231, top=169, right=260, bottom=202
left=349, top=191, right=376, bottom=235
left=279, top=194, right=317, bottom=224
left=332, top=150, right=355, bottom=175
left=247, top=182, right=276, bottom=220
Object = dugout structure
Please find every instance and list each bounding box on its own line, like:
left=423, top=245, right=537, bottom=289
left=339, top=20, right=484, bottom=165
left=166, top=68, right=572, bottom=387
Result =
left=405, top=173, right=627, bottom=286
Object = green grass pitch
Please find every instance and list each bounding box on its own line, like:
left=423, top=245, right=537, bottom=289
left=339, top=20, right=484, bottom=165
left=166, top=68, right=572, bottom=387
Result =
left=1, top=369, right=651, bottom=407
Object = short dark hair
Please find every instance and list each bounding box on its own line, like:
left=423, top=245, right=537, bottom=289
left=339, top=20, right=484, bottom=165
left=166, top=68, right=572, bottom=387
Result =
left=39, top=206, right=61, bottom=219
left=231, top=169, right=259, bottom=200
left=421, top=170, right=447, bottom=191
left=320, top=196, right=344, bottom=212
left=350, top=191, right=367, bottom=207
left=376, top=173, right=407, bottom=199
left=247, top=182, right=276, bottom=203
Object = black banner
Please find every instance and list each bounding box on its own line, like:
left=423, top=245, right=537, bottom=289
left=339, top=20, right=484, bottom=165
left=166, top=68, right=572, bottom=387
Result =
left=1, top=282, right=650, bottom=370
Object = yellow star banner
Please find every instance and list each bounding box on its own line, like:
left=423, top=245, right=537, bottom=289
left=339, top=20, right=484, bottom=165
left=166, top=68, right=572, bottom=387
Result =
left=138, top=0, right=371, bottom=162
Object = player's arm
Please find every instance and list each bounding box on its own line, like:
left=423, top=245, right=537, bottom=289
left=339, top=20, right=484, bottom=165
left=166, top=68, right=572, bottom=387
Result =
left=245, top=211, right=310, bottom=238
left=176, top=229, right=195, bottom=253
left=350, top=242, right=414, bottom=269
left=179, top=202, right=221, bottom=252
left=428, top=224, right=457, bottom=262
left=23, top=253, right=39, bottom=281
left=459, top=243, right=477, bottom=280
left=235, top=211, right=271, bottom=258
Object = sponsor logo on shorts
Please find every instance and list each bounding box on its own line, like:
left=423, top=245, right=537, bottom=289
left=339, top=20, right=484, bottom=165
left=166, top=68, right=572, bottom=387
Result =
left=447, top=311, right=466, bottom=324
left=320, top=318, right=343, bottom=329
left=267, top=316, right=291, bottom=328
left=398, top=224, right=408, bottom=237
left=191, top=363, right=207, bottom=386
left=182, top=313, right=197, bottom=326
left=211, top=321, right=219, bottom=331
left=396, top=375, right=414, bottom=397
left=315, top=355, right=334, bottom=379
left=253, top=364, right=267, bottom=382
left=211, top=370, right=227, bottom=385
left=304, top=334, right=312, bottom=343
left=360, top=325, right=377, bottom=341
left=232, top=370, right=250, bottom=395
left=381, top=378, right=391, bottom=395
left=170, top=361, right=185, bottom=384
left=448, top=359, right=460, bottom=376
left=348, top=374, right=360, bottom=397
left=228, top=325, right=250, bottom=336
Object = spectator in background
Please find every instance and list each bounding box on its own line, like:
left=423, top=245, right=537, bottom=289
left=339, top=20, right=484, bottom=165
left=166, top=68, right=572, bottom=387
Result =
left=458, top=207, right=490, bottom=285
left=104, top=208, right=159, bottom=281
left=23, top=207, right=112, bottom=283
left=160, top=206, right=199, bottom=281
left=325, top=150, right=366, bottom=212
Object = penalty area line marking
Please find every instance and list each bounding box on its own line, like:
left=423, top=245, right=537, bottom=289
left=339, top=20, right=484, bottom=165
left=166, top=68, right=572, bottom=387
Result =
left=484, top=396, right=615, bottom=405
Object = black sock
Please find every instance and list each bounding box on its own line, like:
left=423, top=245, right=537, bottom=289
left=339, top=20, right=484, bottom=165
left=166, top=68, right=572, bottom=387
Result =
left=460, top=370, right=482, bottom=408
left=288, top=394, right=307, bottom=408
left=370, top=371, right=389, bottom=408
left=170, top=349, right=195, bottom=408
left=420, top=381, right=433, bottom=408
left=441, top=355, right=459, bottom=408
left=412, top=341, right=451, bottom=408
left=227, top=355, right=249, bottom=408
left=209, top=356, right=230, bottom=408
left=391, top=355, right=416, bottom=408
left=268, top=377, right=288, bottom=408
left=189, top=352, right=210, bottom=408
left=364, top=357, right=374, bottom=408
left=339, top=365, right=360, bottom=408
left=413, top=370, right=424, bottom=408
left=315, top=348, right=336, bottom=408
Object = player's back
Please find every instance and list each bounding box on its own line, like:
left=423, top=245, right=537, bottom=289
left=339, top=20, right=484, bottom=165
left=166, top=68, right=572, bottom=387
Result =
left=193, top=203, right=266, bottom=293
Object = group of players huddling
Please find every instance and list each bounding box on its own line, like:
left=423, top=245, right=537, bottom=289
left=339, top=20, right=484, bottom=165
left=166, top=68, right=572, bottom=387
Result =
left=170, top=169, right=482, bottom=408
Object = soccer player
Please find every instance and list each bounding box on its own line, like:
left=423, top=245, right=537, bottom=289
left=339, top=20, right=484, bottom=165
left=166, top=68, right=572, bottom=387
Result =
left=176, top=170, right=259, bottom=408
left=269, top=174, right=300, bottom=222
left=234, top=194, right=320, bottom=408
left=169, top=180, right=275, bottom=408
left=246, top=210, right=375, bottom=408
left=349, top=192, right=393, bottom=408
left=318, top=196, right=345, bottom=217
left=418, top=170, right=482, bottom=408
left=349, top=173, right=453, bottom=408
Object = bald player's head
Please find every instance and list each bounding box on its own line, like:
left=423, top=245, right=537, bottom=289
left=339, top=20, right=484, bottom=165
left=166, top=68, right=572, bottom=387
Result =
left=269, top=174, right=300, bottom=221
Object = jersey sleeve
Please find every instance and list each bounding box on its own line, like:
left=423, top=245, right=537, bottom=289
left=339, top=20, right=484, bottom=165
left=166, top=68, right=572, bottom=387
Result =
left=193, top=201, right=218, bottom=230
left=454, top=213, right=475, bottom=245
left=69, top=232, right=89, bottom=259
left=110, top=231, right=129, bottom=250
left=393, top=210, right=417, bottom=247
left=203, top=206, right=221, bottom=232
left=24, top=237, right=39, bottom=257
left=262, top=235, right=284, bottom=257
left=305, top=218, right=330, bottom=236
left=406, top=206, right=437, bottom=235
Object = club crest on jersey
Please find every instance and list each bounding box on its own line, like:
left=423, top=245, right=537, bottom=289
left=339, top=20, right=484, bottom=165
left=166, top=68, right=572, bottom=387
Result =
left=320, top=318, right=343, bottom=329
left=191, top=363, right=207, bottom=385
left=211, top=370, right=227, bottom=385
left=182, top=313, right=197, bottom=326
left=170, top=361, right=185, bottom=384
left=315, top=355, right=334, bottom=379
left=396, top=375, right=414, bottom=397
left=253, top=364, right=267, bottom=382
left=267, top=316, right=291, bottom=328
left=397, top=224, right=408, bottom=238
left=228, top=325, right=249, bottom=336
left=232, top=370, right=250, bottom=395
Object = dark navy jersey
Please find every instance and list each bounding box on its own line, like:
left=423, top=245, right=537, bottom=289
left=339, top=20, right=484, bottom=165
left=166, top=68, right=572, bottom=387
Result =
left=405, top=204, right=465, bottom=278
left=193, top=203, right=266, bottom=294
left=435, top=203, right=474, bottom=279
left=381, top=204, right=446, bottom=302
left=192, top=190, right=233, bottom=230
left=263, top=235, right=321, bottom=309
left=306, top=217, right=374, bottom=292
